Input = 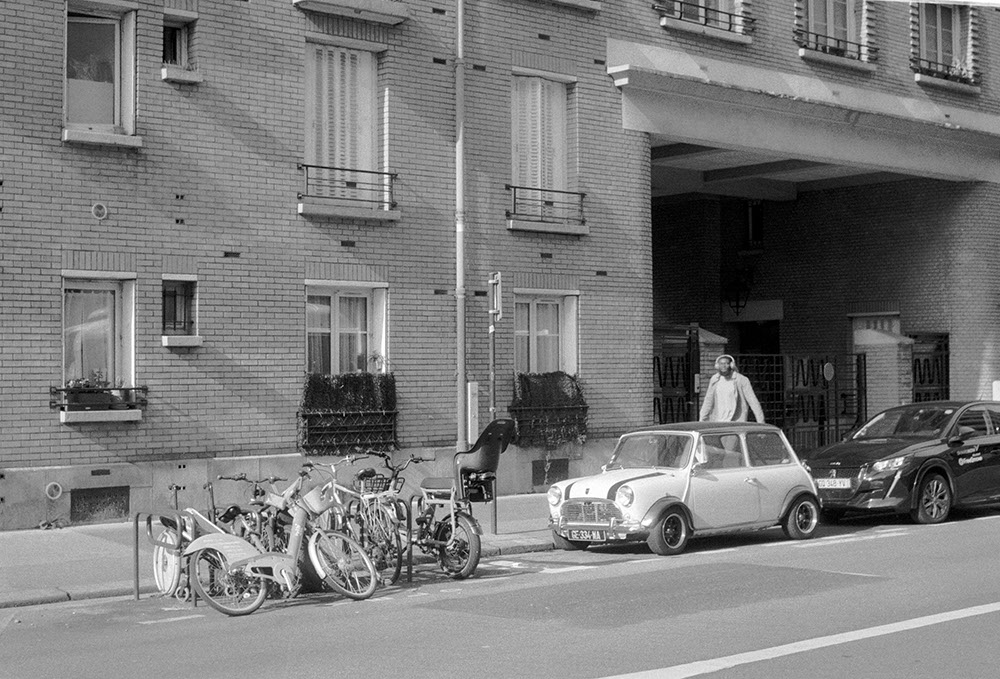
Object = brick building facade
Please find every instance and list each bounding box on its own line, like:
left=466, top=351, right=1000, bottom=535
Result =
left=1, top=0, right=998, bottom=528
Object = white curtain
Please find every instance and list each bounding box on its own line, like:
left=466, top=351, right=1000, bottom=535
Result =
left=64, top=288, right=116, bottom=383
left=511, top=76, right=567, bottom=192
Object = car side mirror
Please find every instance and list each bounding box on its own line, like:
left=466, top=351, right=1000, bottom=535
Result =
left=691, top=461, right=705, bottom=475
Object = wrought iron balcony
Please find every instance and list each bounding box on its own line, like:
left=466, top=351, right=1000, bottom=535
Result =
left=794, top=29, right=877, bottom=62
left=505, top=185, right=586, bottom=235
left=298, top=164, right=400, bottom=221
left=50, top=386, right=148, bottom=412
left=652, top=1, right=754, bottom=34
left=911, top=57, right=979, bottom=86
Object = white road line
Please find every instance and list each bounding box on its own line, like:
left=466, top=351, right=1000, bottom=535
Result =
left=138, top=614, right=204, bottom=625
left=599, top=601, right=1000, bottom=679
left=695, top=548, right=737, bottom=556
left=541, top=565, right=597, bottom=574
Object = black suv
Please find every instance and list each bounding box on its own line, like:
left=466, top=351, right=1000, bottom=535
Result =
left=803, top=401, right=1000, bottom=523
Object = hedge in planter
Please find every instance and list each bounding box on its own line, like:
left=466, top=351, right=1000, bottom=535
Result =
left=509, top=371, right=587, bottom=448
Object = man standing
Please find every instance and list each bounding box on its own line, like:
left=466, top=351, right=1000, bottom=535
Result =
left=699, top=354, right=765, bottom=423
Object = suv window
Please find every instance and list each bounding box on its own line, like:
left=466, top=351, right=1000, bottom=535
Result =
left=746, top=432, right=791, bottom=466
left=698, top=434, right=745, bottom=469
left=955, top=408, right=989, bottom=438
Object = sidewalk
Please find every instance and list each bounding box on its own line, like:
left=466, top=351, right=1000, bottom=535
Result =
left=0, top=493, right=554, bottom=609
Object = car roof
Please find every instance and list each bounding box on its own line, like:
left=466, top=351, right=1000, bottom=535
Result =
left=625, top=421, right=782, bottom=434
left=879, top=400, right=1000, bottom=412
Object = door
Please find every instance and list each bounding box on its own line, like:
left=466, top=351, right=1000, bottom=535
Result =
left=744, top=430, right=799, bottom=522
left=948, top=407, right=1000, bottom=505
left=688, top=434, right=759, bottom=528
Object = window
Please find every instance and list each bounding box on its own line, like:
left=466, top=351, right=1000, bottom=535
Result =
left=916, top=4, right=975, bottom=84
left=746, top=432, right=792, bottom=466
left=306, top=285, right=387, bottom=375
left=806, top=0, right=855, bottom=45
left=63, top=277, right=135, bottom=388
left=955, top=408, right=989, bottom=438
left=162, top=280, right=196, bottom=335
left=65, top=2, right=137, bottom=138
left=698, top=434, right=745, bottom=469
left=681, top=0, right=736, bottom=29
left=514, top=293, right=578, bottom=374
left=163, top=23, right=189, bottom=68
left=304, top=43, right=377, bottom=198
left=512, top=75, right=567, bottom=198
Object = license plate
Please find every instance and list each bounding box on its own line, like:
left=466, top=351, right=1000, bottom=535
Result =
left=567, top=530, right=606, bottom=541
left=816, top=478, right=852, bottom=489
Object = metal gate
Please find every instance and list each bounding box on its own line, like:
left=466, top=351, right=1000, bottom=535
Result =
left=652, top=344, right=867, bottom=455
left=737, top=354, right=867, bottom=454
left=653, top=325, right=700, bottom=424
left=911, top=334, right=949, bottom=402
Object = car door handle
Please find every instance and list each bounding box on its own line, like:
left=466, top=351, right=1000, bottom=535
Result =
left=744, top=478, right=759, bottom=485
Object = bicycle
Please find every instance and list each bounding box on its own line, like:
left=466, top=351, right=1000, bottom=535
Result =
left=376, top=419, right=515, bottom=580
left=152, top=476, right=284, bottom=599
left=306, top=456, right=405, bottom=587
left=182, top=463, right=378, bottom=616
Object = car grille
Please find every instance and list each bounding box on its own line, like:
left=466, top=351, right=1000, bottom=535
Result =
left=561, top=499, right=622, bottom=524
left=813, top=467, right=861, bottom=502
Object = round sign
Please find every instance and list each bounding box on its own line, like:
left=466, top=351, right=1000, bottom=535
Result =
left=823, top=362, right=835, bottom=382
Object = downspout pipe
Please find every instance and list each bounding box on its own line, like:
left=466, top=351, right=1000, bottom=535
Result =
left=455, top=0, right=468, bottom=450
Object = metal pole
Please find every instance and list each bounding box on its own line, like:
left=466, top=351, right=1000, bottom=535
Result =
left=454, top=0, right=468, bottom=451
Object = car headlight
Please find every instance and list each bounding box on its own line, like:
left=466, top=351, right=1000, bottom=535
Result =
left=547, top=485, right=562, bottom=506
left=615, top=485, right=634, bottom=508
left=870, top=456, right=910, bottom=474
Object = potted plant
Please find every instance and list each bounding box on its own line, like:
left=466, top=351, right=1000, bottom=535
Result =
left=64, top=370, right=113, bottom=410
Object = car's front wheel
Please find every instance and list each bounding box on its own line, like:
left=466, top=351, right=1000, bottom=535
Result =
left=911, top=472, right=952, bottom=524
left=783, top=496, right=820, bottom=539
left=647, top=507, right=689, bottom=556
left=552, top=531, right=589, bottom=551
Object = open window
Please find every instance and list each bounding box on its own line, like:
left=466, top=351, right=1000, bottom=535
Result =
left=64, top=0, right=140, bottom=146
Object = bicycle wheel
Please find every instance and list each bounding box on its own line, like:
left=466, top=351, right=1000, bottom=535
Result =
left=189, top=547, right=267, bottom=616
left=308, top=530, right=377, bottom=601
left=152, top=527, right=181, bottom=596
left=435, top=513, right=481, bottom=580
left=367, top=504, right=403, bottom=586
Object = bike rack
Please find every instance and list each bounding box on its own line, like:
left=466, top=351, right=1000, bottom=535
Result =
left=133, top=509, right=194, bottom=605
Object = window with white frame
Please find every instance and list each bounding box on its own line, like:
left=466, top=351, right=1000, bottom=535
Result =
left=63, top=277, right=135, bottom=387
left=304, top=43, right=378, bottom=199
left=805, top=0, right=856, bottom=45
left=65, top=3, right=136, bottom=135
left=306, top=285, right=387, bottom=375
left=919, top=4, right=971, bottom=77
left=512, top=74, right=568, bottom=196
left=514, top=293, right=578, bottom=375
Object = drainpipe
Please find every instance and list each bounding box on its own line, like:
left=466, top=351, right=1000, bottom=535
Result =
left=454, top=0, right=468, bottom=450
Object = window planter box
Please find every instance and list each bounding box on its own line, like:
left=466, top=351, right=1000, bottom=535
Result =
left=298, top=410, right=398, bottom=454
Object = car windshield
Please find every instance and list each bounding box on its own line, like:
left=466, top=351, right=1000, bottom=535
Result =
left=608, top=434, right=694, bottom=469
left=852, top=405, right=954, bottom=439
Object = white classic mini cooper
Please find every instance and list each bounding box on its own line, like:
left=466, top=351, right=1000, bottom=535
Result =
left=548, top=421, right=820, bottom=555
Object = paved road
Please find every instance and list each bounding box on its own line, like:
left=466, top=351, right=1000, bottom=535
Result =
left=2, top=511, right=999, bottom=679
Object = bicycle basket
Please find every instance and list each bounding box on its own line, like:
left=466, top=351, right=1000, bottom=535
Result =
left=300, top=484, right=337, bottom=514
left=355, top=474, right=390, bottom=494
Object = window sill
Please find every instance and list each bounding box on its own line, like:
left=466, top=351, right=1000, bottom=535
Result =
left=162, top=335, right=203, bottom=347
left=292, top=0, right=408, bottom=24
left=61, top=409, right=143, bottom=424
left=62, top=129, right=143, bottom=148
left=507, top=218, right=588, bottom=236
left=799, top=48, right=876, bottom=73
left=298, top=199, right=401, bottom=221
left=659, top=17, right=751, bottom=45
left=913, top=72, right=980, bottom=95
left=161, top=66, right=204, bottom=84
left=526, top=0, right=600, bottom=11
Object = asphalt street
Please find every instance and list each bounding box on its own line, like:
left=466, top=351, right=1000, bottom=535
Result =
left=3, top=509, right=1000, bottom=679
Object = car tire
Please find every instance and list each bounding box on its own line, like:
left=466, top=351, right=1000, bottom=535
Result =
left=783, top=496, right=820, bottom=539
left=647, top=507, right=689, bottom=556
left=910, top=472, right=952, bottom=524
left=552, top=530, right=588, bottom=551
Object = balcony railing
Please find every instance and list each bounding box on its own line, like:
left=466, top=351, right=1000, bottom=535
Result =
left=652, top=1, right=754, bottom=34
left=794, top=29, right=877, bottom=62
left=505, top=185, right=586, bottom=234
left=911, top=57, right=979, bottom=86
left=50, top=386, right=149, bottom=412
left=298, top=164, right=399, bottom=220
